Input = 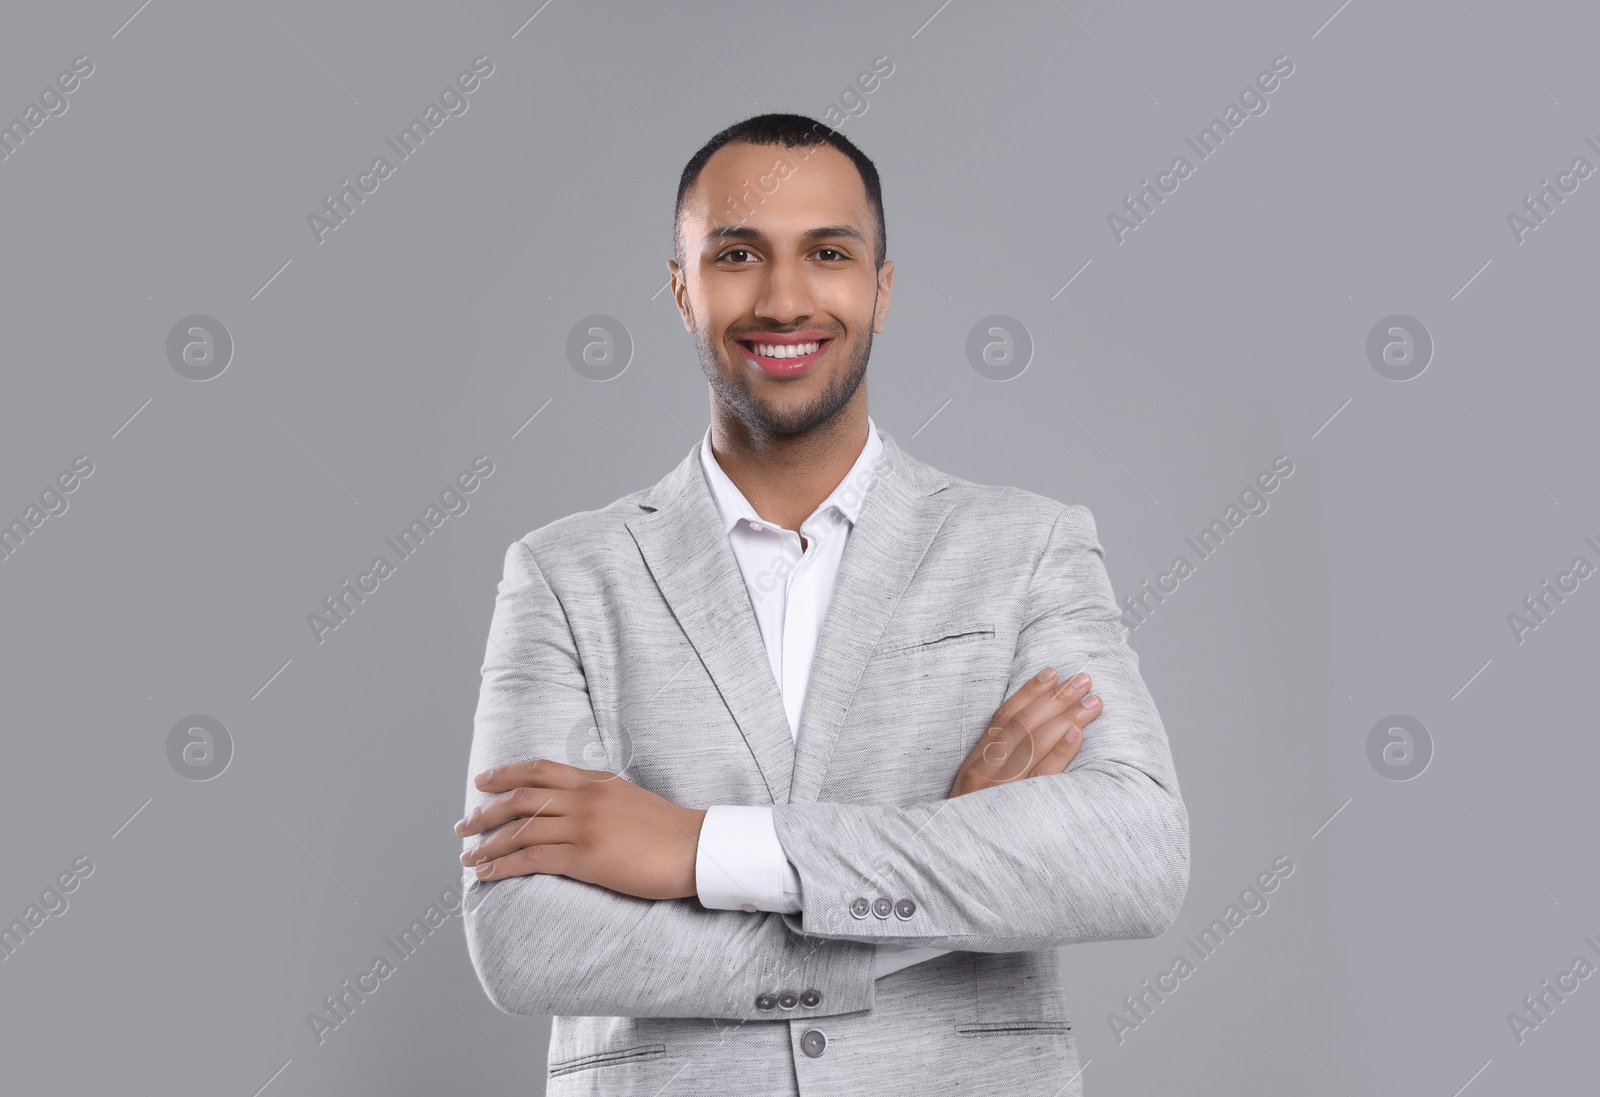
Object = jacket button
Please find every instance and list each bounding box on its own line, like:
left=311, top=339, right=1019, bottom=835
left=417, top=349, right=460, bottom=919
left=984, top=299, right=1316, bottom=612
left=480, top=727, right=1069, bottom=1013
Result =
left=800, top=988, right=822, bottom=1007
left=849, top=896, right=870, bottom=918
left=755, top=993, right=776, bottom=1011
left=894, top=898, right=916, bottom=920
left=800, top=1029, right=827, bottom=1058
left=872, top=896, right=892, bottom=919
left=778, top=991, right=798, bottom=1010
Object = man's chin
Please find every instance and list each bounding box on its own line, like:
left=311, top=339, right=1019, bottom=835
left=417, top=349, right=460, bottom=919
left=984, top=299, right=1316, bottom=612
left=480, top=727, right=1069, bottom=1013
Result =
left=732, top=389, right=837, bottom=437
left=745, top=404, right=828, bottom=437
left=702, top=343, right=864, bottom=437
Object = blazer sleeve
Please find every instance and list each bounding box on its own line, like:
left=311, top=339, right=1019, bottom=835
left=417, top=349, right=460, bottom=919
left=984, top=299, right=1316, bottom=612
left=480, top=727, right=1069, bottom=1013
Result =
left=462, top=538, right=877, bottom=1019
left=769, top=504, right=1190, bottom=953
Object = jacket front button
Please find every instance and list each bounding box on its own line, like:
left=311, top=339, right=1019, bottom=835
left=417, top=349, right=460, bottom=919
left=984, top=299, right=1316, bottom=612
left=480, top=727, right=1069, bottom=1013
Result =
left=799, top=988, right=821, bottom=1007
left=872, top=897, right=892, bottom=919
left=800, top=1029, right=827, bottom=1058
left=849, top=896, right=870, bottom=918
left=778, top=991, right=798, bottom=1010
left=894, top=898, right=916, bottom=920
left=755, top=993, right=776, bottom=1011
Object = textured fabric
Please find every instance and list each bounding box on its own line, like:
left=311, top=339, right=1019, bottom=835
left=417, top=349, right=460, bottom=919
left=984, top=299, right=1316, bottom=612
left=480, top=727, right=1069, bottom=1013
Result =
left=461, top=425, right=1189, bottom=1095
left=692, top=417, right=952, bottom=981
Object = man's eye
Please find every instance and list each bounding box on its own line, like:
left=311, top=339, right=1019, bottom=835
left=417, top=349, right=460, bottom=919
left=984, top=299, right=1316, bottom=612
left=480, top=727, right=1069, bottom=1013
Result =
left=815, top=248, right=846, bottom=261
left=720, top=248, right=755, bottom=263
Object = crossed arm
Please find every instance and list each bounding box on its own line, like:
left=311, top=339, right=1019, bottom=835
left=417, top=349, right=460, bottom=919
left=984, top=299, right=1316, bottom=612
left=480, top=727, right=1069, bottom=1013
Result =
left=771, top=507, right=1187, bottom=949
left=459, top=506, right=1188, bottom=1017
left=460, top=540, right=882, bottom=1020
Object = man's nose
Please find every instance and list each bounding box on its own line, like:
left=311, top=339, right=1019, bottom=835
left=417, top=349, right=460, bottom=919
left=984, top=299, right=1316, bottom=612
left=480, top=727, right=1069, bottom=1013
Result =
left=752, top=256, right=816, bottom=322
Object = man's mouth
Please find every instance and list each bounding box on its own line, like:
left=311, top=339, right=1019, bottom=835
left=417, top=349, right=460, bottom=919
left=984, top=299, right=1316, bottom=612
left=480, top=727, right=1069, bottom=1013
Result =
left=736, top=336, right=832, bottom=376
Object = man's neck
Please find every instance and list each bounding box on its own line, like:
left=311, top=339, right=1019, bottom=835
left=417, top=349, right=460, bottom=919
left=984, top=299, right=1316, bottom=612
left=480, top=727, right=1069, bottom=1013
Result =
left=708, top=408, right=870, bottom=536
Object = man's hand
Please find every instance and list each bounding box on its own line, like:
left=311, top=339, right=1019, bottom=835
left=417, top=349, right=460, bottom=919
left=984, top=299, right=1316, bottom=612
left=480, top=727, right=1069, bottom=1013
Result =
left=948, top=666, right=1102, bottom=797
left=455, top=759, right=706, bottom=901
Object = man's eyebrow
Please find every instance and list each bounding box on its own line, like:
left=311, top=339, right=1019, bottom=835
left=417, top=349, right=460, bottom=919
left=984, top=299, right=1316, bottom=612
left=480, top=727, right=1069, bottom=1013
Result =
left=703, top=224, right=867, bottom=246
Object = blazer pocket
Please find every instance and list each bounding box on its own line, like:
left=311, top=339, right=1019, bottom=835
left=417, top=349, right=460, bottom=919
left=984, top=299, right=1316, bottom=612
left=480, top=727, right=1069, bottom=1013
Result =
left=548, top=1042, right=667, bottom=1078
left=875, top=621, right=996, bottom=658
left=954, top=1021, right=1073, bottom=1037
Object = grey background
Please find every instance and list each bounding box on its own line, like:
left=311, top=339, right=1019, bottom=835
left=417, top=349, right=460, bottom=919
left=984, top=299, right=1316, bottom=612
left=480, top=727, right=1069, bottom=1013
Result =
left=1, top=0, right=1595, bottom=1093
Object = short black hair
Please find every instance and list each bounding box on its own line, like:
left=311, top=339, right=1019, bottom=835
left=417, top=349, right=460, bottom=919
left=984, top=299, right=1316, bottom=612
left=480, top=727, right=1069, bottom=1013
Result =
left=674, top=112, right=887, bottom=271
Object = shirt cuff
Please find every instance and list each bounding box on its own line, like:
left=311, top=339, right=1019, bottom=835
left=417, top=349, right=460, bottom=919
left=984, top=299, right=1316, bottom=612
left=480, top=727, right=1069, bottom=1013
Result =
left=696, top=805, right=802, bottom=914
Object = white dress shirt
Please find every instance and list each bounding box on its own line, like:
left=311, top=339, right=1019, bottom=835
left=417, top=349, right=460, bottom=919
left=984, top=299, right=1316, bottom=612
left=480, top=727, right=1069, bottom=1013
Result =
left=693, top=415, right=950, bottom=980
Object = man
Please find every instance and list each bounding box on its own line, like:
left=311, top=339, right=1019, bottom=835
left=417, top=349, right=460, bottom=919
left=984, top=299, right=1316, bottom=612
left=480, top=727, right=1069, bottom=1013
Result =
left=457, top=113, right=1188, bottom=1095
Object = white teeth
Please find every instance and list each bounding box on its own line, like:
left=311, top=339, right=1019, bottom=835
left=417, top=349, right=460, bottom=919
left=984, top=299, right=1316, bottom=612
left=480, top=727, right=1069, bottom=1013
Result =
left=752, top=341, right=821, bottom=359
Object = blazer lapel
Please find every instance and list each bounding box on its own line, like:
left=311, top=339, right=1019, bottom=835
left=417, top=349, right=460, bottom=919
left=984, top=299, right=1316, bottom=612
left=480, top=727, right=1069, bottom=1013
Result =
left=627, top=441, right=797, bottom=803
left=789, top=431, right=955, bottom=803
left=625, top=428, right=954, bottom=807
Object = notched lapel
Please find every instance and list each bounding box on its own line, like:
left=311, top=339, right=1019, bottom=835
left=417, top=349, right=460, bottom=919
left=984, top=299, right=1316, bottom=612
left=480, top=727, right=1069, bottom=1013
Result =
left=788, top=432, right=955, bottom=804
left=626, top=443, right=795, bottom=804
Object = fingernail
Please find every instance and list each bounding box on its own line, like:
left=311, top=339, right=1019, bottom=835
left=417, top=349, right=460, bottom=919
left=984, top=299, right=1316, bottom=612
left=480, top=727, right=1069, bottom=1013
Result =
left=1082, top=695, right=1100, bottom=709
left=1069, top=673, right=1089, bottom=690
left=454, top=817, right=470, bottom=834
left=476, top=862, right=492, bottom=877
left=1036, top=667, right=1057, bottom=683
left=1067, top=724, right=1081, bottom=742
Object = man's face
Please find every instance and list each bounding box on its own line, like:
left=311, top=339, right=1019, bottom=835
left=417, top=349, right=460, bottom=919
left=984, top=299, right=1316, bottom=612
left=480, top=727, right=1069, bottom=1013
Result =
left=669, top=141, right=894, bottom=437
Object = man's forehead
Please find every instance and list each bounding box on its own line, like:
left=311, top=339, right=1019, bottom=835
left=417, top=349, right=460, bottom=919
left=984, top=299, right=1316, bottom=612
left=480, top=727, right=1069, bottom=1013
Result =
left=684, top=142, right=868, bottom=240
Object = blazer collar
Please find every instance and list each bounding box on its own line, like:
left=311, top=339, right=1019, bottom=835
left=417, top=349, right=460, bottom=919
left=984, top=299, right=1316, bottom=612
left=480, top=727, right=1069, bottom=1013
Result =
left=626, top=425, right=955, bottom=803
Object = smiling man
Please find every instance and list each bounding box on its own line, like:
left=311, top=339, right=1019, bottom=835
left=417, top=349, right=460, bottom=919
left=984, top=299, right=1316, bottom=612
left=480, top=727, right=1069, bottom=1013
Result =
left=458, top=113, right=1188, bottom=1095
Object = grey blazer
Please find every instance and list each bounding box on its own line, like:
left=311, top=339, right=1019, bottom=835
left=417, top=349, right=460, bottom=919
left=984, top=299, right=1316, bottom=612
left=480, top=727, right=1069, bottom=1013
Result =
left=462, top=426, right=1189, bottom=1095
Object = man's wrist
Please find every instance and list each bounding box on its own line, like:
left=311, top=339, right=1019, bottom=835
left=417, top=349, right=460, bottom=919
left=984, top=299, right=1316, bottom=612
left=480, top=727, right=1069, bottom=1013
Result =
left=674, top=806, right=707, bottom=899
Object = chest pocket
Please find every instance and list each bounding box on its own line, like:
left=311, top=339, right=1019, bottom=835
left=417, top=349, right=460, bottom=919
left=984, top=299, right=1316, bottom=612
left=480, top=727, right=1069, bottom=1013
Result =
left=830, top=620, right=1004, bottom=803
left=873, top=619, right=995, bottom=658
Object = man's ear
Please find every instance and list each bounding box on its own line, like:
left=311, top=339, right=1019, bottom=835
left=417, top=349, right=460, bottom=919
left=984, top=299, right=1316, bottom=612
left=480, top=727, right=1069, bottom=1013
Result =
left=667, top=259, right=695, bottom=332
left=872, top=258, right=895, bottom=334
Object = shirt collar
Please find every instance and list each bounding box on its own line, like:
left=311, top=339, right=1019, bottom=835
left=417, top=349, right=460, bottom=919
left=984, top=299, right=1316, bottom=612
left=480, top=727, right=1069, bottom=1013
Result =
left=700, top=416, right=882, bottom=537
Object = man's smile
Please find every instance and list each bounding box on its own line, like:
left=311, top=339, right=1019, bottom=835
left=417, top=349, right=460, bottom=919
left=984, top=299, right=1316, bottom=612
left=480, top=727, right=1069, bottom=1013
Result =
left=735, top=331, right=833, bottom=377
